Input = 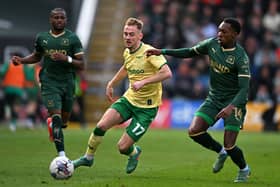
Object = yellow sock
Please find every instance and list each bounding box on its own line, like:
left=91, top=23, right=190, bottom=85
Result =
left=86, top=133, right=102, bottom=156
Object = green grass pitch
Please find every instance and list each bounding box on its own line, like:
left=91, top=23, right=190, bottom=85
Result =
left=0, top=127, right=279, bottom=187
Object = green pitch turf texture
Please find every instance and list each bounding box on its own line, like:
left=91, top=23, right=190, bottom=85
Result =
left=0, top=127, right=279, bottom=187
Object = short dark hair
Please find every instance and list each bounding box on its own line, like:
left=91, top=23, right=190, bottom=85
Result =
left=50, top=8, right=66, bottom=17
left=223, top=17, right=241, bottom=34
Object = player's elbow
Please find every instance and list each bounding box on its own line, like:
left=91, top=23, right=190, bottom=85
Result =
left=165, top=69, right=173, bottom=79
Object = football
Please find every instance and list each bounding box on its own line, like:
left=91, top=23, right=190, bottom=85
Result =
left=49, top=156, right=74, bottom=180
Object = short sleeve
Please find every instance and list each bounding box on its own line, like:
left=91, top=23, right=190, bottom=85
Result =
left=237, top=53, right=250, bottom=78
left=148, top=54, right=167, bottom=69
left=72, top=34, right=84, bottom=55
left=34, top=34, right=43, bottom=53
left=192, top=38, right=212, bottom=55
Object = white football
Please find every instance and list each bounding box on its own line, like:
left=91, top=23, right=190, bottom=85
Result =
left=49, top=156, right=74, bottom=180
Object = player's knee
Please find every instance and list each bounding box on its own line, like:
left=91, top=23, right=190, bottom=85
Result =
left=188, top=127, right=197, bottom=137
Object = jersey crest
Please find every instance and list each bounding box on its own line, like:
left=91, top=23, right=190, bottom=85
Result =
left=61, top=38, right=70, bottom=46
left=226, top=55, right=235, bottom=64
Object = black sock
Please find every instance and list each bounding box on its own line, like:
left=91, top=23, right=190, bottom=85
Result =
left=190, top=132, right=222, bottom=153
left=52, top=115, right=64, bottom=153
left=226, top=146, right=246, bottom=169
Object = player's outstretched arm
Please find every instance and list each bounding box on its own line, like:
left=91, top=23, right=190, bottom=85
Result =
left=10, top=52, right=42, bottom=66
left=146, top=49, right=162, bottom=57
left=147, top=48, right=197, bottom=58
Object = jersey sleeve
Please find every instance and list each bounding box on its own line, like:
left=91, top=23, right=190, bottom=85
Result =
left=231, top=53, right=251, bottom=106
left=34, top=33, right=44, bottom=54
left=72, top=34, right=84, bottom=55
left=163, top=38, right=213, bottom=58
left=148, top=54, right=167, bottom=69
left=192, top=38, right=212, bottom=55
left=237, top=54, right=250, bottom=78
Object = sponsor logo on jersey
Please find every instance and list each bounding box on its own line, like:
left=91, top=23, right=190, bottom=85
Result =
left=210, top=60, right=230, bottom=73
left=128, top=69, right=144, bottom=74
left=45, top=49, right=67, bottom=56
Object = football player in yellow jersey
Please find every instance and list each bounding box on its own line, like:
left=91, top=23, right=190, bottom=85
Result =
left=73, top=17, right=172, bottom=173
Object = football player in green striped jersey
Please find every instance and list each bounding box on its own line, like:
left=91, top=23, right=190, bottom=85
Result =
left=11, top=8, right=85, bottom=157
left=73, top=17, right=172, bottom=174
left=146, top=17, right=251, bottom=182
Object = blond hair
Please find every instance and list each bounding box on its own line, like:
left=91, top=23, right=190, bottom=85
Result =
left=125, top=17, right=143, bottom=31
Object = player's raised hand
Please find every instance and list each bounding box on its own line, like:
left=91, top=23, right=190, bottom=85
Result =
left=145, top=49, right=162, bottom=57
left=106, top=84, right=114, bottom=103
left=10, top=56, right=22, bottom=66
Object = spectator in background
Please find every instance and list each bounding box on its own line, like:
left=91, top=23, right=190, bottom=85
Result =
left=181, top=16, right=201, bottom=47
left=262, top=91, right=278, bottom=131
left=255, top=65, right=274, bottom=98
left=23, top=63, right=41, bottom=128
left=263, top=0, right=280, bottom=35
left=0, top=52, right=25, bottom=131
left=245, top=14, right=264, bottom=41
left=173, top=59, right=194, bottom=98
left=254, top=84, right=273, bottom=103
left=70, top=71, right=88, bottom=128
left=243, top=36, right=259, bottom=76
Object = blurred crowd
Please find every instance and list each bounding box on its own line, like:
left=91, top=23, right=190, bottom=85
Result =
left=133, top=0, right=280, bottom=105
left=0, top=53, right=44, bottom=130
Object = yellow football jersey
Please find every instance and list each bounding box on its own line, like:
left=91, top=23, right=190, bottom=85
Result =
left=123, top=42, right=167, bottom=108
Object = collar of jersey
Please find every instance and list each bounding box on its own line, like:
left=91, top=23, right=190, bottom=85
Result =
left=49, top=30, right=65, bottom=38
left=221, top=46, right=236, bottom=51
left=129, top=42, right=143, bottom=54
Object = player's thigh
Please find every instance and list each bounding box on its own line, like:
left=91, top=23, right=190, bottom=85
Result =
left=194, top=100, right=219, bottom=127
left=110, top=97, right=132, bottom=122
left=224, top=105, right=246, bottom=132
left=126, top=107, right=158, bottom=142
left=62, top=81, right=75, bottom=113
left=41, top=82, right=63, bottom=112
left=97, top=108, right=124, bottom=130
left=189, top=116, right=209, bottom=134
left=41, top=93, right=62, bottom=112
